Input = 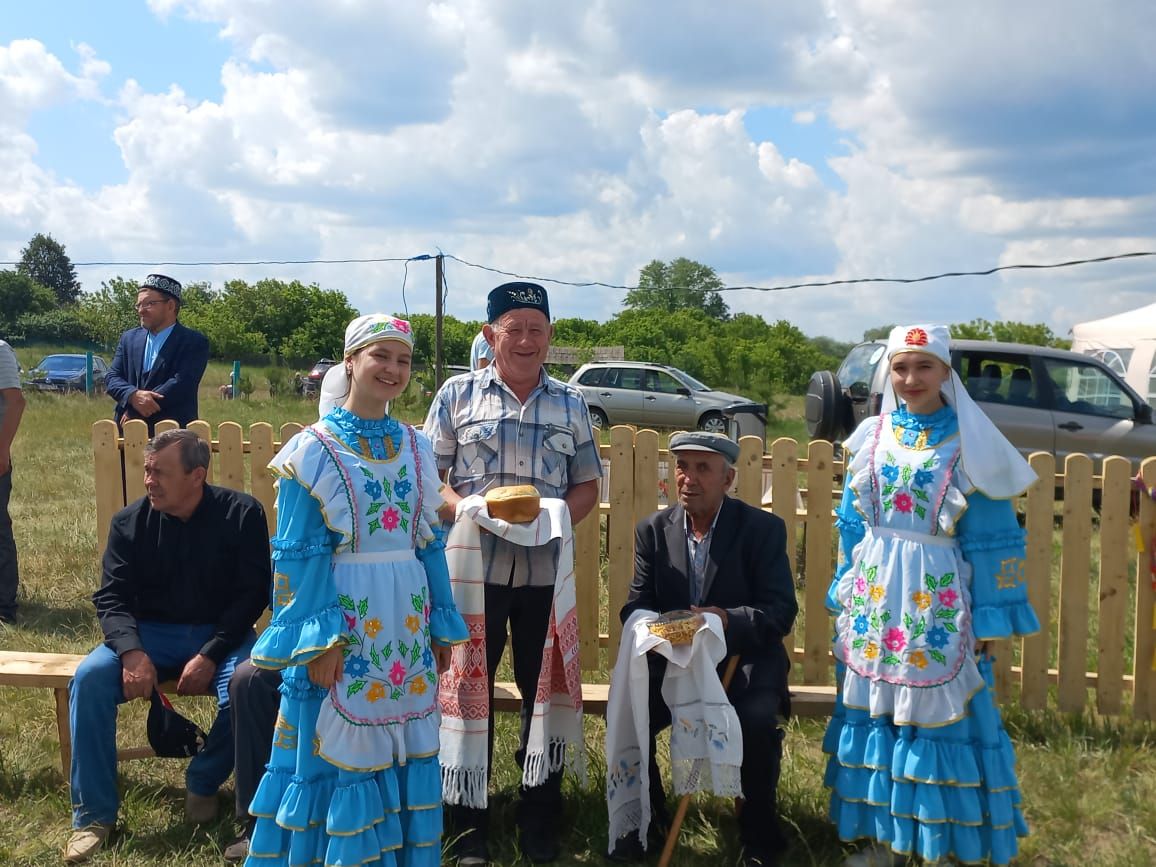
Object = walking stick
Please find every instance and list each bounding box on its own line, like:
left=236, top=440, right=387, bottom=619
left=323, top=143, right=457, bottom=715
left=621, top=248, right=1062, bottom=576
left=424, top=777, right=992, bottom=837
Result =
left=657, top=653, right=741, bottom=867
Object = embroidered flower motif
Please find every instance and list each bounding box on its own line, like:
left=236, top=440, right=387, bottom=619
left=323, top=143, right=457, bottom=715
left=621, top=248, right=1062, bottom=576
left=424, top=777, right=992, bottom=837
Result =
left=367, top=682, right=386, bottom=703
left=908, top=650, right=929, bottom=670
left=883, top=627, right=907, bottom=652
left=854, top=615, right=870, bottom=635
left=422, top=646, right=434, bottom=669
left=363, top=617, right=382, bottom=639
left=869, top=585, right=885, bottom=602
left=854, top=577, right=867, bottom=594
left=344, top=655, right=370, bottom=678
left=395, top=478, right=412, bottom=499
left=938, top=588, right=959, bottom=608
left=424, top=603, right=431, bottom=623
left=863, top=642, right=880, bottom=660
left=405, top=614, right=421, bottom=634
left=880, top=464, right=900, bottom=483
left=344, top=613, right=358, bottom=630
left=409, top=678, right=428, bottom=696
left=905, top=327, right=929, bottom=347
left=913, top=468, right=934, bottom=488
left=382, top=507, right=400, bottom=531
left=363, top=478, right=383, bottom=500
left=927, top=625, right=950, bottom=649
left=391, top=318, right=411, bottom=334
left=911, top=591, right=932, bottom=611
left=389, top=660, right=407, bottom=686
left=894, top=492, right=914, bottom=513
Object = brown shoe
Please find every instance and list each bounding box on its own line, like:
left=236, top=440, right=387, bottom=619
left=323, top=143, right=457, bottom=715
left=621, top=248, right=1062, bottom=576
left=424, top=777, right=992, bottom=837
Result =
left=185, top=791, right=219, bottom=824
left=63, top=823, right=113, bottom=864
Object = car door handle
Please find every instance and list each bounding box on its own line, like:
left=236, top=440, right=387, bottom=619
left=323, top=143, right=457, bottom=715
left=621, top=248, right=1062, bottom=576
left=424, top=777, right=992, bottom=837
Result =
left=1058, top=421, right=1083, bottom=431
left=645, top=395, right=657, bottom=401
left=599, top=392, right=612, bottom=397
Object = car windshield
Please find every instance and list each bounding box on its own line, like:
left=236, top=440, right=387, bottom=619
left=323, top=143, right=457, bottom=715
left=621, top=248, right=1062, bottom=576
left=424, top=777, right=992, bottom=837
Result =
left=38, top=356, right=85, bottom=372
left=669, top=368, right=710, bottom=391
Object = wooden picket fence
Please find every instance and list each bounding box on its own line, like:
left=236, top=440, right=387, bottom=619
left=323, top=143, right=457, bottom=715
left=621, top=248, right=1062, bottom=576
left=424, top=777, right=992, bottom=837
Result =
left=92, top=419, right=1156, bottom=720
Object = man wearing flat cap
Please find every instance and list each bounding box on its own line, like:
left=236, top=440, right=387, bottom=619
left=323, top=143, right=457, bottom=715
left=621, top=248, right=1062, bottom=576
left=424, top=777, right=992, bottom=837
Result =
left=610, top=432, right=797, bottom=867
left=424, top=282, right=602, bottom=865
left=105, top=273, right=209, bottom=435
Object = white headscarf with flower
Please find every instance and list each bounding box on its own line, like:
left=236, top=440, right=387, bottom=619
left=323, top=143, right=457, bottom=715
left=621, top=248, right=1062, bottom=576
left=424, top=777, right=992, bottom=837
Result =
left=881, top=324, right=1037, bottom=499
left=318, top=314, right=414, bottom=417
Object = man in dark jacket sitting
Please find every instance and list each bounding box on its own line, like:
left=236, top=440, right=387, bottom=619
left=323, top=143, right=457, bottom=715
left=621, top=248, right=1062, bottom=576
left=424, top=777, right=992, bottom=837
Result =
left=612, top=432, right=798, bottom=867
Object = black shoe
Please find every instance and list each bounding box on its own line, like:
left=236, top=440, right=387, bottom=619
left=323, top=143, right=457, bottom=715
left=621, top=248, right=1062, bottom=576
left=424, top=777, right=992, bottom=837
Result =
left=606, top=831, right=645, bottom=863
left=741, top=845, right=781, bottom=867
left=447, top=806, right=489, bottom=866
left=519, top=828, right=560, bottom=864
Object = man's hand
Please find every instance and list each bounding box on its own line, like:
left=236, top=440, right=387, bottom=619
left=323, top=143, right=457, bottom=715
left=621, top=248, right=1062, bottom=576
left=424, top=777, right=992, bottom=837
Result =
left=433, top=643, right=452, bottom=674
left=307, top=645, right=345, bottom=689
left=176, top=653, right=217, bottom=696
left=121, top=649, right=158, bottom=701
left=131, top=389, right=164, bottom=417
left=437, top=486, right=464, bottom=523
left=691, top=605, right=729, bottom=631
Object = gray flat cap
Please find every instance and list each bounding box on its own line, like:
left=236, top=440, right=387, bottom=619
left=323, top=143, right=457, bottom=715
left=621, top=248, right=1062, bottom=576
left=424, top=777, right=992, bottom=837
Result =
left=668, top=431, right=739, bottom=465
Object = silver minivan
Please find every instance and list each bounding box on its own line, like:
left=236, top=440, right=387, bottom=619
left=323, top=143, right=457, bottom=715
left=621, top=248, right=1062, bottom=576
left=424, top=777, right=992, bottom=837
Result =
left=806, top=339, right=1156, bottom=473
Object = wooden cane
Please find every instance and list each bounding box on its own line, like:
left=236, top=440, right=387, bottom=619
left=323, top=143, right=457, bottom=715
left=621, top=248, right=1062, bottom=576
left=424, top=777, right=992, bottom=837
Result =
left=657, top=653, right=742, bottom=867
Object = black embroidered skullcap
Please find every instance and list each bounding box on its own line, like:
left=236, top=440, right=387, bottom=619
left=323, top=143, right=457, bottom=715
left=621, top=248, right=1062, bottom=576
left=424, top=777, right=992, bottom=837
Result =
left=147, top=689, right=207, bottom=758
left=139, top=273, right=183, bottom=301
left=486, top=282, right=550, bottom=323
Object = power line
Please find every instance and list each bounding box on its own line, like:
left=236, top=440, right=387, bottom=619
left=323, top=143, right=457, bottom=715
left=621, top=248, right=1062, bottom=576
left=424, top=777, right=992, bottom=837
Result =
left=0, top=249, right=1151, bottom=294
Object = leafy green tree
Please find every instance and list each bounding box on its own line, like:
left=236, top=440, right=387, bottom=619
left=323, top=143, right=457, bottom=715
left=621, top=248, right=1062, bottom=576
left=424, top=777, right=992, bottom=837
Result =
left=863, top=325, right=895, bottom=341
left=77, top=277, right=141, bottom=348
left=623, top=258, right=729, bottom=321
left=407, top=314, right=475, bottom=368
left=950, top=318, right=1068, bottom=348
left=0, top=270, right=55, bottom=334
left=17, top=233, right=80, bottom=304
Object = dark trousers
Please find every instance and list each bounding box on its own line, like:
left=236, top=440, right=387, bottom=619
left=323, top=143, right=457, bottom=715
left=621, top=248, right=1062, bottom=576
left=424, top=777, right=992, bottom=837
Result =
left=449, top=583, right=561, bottom=838
left=645, top=656, right=787, bottom=856
left=0, top=466, right=18, bottom=619
left=228, top=659, right=282, bottom=824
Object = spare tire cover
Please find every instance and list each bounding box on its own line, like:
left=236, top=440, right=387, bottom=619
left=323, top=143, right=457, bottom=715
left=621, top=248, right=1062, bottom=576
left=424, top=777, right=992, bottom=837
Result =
left=805, top=370, right=844, bottom=440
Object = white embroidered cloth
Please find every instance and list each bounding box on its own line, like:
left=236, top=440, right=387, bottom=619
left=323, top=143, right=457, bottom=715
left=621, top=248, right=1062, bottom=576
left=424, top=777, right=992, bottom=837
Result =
left=605, top=609, right=743, bottom=853
left=439, top=495, right=585, bottom=808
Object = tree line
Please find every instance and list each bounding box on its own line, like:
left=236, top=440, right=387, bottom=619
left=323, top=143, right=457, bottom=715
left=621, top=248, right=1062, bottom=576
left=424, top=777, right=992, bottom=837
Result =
left=1, top=236, right=1067, bottom=401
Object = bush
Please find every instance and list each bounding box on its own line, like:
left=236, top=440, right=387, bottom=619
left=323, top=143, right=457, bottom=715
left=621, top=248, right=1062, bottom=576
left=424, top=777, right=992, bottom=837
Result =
left=14, top=308, right=93, bottom=344
left=237, top=375, right=255, bottom=399
left=265, top=366, right=292, bottom=398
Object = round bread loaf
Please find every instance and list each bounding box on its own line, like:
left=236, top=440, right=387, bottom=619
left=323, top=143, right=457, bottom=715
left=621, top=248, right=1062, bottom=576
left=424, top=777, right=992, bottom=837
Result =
left=485, top=484, right=541, bottom=523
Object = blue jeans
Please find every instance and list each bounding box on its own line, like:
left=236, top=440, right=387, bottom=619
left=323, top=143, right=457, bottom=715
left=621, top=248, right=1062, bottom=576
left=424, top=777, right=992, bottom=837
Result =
left=69, top=621, right=256, bottom=828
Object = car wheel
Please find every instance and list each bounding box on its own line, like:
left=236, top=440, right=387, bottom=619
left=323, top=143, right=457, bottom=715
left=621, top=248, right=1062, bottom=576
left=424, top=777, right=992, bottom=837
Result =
left=589, top=407, right=609, bottom=429
left=698, top=412, right=727, bottom=434
left=805, top=370, right=847, bottom=440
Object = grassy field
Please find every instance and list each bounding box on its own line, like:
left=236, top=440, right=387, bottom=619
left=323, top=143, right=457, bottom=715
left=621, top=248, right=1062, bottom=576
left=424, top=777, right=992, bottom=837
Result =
left=0, top=355, right=1154, bottom=865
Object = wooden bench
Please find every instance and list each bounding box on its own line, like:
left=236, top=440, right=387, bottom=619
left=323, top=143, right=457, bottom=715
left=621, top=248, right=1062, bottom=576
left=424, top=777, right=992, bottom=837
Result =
left=2, top=651, right=835, bottom=778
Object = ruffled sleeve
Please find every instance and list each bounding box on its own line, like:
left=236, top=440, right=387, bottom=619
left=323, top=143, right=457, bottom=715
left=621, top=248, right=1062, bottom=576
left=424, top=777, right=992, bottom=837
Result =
left=826, top=419, right=877, bottom=612
left=269, top=425, right=356, bottom=552
left=956, top=490, right=1040, bottom=640
left=250, top=443, right=349, bottom=669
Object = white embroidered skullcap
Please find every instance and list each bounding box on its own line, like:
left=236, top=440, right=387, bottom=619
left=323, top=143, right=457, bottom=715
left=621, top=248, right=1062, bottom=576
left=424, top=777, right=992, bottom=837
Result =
left=319, top=314, right=414, bottom=417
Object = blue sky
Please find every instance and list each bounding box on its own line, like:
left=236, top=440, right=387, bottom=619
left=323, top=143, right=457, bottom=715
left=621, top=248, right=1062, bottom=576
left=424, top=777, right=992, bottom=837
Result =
left=1, top=1, right=1153, bottom=340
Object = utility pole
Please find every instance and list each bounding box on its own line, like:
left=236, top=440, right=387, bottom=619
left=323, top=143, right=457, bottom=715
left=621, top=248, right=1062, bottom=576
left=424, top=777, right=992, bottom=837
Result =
left=435, top=253, right=445, bottom=390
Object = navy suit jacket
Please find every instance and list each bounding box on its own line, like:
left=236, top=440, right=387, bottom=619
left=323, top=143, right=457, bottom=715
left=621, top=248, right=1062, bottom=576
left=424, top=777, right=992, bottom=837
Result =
left=622, top=496, right=798, bottom=714
left=106, top=322, right=210, bottom=434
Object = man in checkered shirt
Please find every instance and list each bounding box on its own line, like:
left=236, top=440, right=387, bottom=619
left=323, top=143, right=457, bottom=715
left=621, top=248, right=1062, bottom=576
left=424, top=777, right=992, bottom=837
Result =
left=0, top=338, right=25, bottom=625
left=423, top=282, right=601, bottom=865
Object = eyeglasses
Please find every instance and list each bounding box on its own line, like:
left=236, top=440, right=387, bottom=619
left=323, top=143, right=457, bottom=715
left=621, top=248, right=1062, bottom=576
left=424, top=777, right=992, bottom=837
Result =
left=135, top=299, right=170, bottom=311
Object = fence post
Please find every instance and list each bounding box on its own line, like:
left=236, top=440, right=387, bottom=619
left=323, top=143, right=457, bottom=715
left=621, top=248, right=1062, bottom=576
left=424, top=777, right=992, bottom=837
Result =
left=92, top=420, right=125, bottom=557
left=606, top=426, right=635, bottom=670
left=1134, top=456, right=1156, bottom=721
left=232, top=361, right=241, bottom=398
left=803, top=440, right=834, bottom=685
left=1020, top=452, right=1055, bottom=711
left=1057, top=454, right=1093, bottom=714
left=1096, top=457, right=1131, bottom=715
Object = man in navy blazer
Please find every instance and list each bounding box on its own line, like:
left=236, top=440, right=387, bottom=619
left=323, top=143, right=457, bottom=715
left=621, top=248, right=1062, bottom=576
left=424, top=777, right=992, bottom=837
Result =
left=615, top=432, right=798, bottom=867
left=106, top=274, right=209, bottom=435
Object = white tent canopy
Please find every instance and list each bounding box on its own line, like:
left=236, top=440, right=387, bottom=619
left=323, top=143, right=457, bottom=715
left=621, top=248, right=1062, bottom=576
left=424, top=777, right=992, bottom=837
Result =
left=1071, top=302, right=1156, bottom=406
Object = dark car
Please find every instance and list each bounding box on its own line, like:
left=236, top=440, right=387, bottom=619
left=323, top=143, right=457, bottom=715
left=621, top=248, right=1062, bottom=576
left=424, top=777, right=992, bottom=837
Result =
left=806, top=338, right=1156, bottom=473
left=298, top=358, right=338, bottom=398
left=26, top=354, right=109, bottom=394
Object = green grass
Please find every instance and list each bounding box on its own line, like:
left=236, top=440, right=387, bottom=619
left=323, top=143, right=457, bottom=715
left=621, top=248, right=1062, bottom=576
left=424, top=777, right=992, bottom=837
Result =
left=1, top=353, right=1154, bottom=864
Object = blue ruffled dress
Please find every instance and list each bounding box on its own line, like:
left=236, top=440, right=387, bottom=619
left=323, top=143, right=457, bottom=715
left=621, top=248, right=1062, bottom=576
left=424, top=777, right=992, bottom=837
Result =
left=823, top=406, right=1039, bottom=865
left=245, top=408, right=468, bottom=867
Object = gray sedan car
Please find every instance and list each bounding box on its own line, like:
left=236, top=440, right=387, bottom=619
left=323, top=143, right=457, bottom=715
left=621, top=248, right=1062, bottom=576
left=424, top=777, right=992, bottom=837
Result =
left=569, top=361, right=753, bottom=432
